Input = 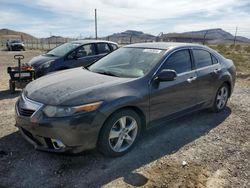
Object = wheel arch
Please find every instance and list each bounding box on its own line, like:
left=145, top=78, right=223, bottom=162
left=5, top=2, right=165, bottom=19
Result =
left=223, top=81, right=232, bottom=97
left=219, top=72, right=233, bottom=98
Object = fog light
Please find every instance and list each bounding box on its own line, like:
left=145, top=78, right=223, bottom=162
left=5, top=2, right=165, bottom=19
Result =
left=51, top=138, right=65, bottom=149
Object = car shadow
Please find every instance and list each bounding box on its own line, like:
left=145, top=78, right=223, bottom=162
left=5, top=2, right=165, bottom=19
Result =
left=0, top=107, right=231, bottom=187
left=0, top=90, right=21, bottom=100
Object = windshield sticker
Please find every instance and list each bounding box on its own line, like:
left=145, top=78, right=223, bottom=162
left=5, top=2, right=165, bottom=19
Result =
left=143, top=49, right=162, bottom=54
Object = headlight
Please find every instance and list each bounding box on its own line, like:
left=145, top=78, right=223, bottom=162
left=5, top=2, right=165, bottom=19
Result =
left=43, top=101, right=103, bottom=117
left=39, top=60, right=54, bottom=69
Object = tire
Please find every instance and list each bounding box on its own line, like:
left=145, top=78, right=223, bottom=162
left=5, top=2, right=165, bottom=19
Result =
left=98, top=109, right=142, bottom=157
left=9, top=80, right=15, bottom=94
left=210, top=83, right=229, bottom=112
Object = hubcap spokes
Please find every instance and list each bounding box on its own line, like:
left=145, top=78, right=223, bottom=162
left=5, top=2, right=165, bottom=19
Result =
left=216, top=87, right=228, bottom=109
left=109, top=116, right=138, bottom=152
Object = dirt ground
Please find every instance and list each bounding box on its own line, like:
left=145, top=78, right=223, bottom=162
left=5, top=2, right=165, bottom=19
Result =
left=0, top=50, right=249, bottom=188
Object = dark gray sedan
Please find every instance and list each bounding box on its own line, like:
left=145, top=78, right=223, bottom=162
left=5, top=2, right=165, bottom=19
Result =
left=15, top=42, right=236, bottom=157
left=28, top=40, right=118, bottom=78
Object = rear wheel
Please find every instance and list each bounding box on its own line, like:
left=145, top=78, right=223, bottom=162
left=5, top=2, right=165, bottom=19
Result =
left=98, top=110, right=141, bottom=157
left=210, top=83, right=229, bottom=112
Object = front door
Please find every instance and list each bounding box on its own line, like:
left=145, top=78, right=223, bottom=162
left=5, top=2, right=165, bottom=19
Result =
left=150, top=49, right=198, bottom=123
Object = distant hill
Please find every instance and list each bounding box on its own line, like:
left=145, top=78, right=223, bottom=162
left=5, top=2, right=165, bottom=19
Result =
left=0, top=28, right=36, bottom=41
left=183, top=28, right=250, bottom=43
left=41, top=35, right=71, bottom=43
left=102, top=30, right=155, bottom=44
left=102, top=29, right=250, bottom=44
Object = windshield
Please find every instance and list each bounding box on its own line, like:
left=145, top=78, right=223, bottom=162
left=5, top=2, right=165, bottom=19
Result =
left=47, top=42, right=81, bottom=57
left=89, top=47, right=166, bottom=78
left=11, top=40, right=21, bottom=43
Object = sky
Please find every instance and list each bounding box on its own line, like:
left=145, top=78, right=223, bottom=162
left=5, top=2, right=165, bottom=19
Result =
left=0, top=0, right=250, bottom=38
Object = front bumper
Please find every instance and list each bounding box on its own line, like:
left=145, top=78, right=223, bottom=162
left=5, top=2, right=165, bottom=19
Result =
left=15, top=96, right=106, bottom=153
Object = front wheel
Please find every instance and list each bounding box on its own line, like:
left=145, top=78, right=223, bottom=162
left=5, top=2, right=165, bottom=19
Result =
left=210, top=83, right=229, bottom=112
left=98, top=110, right=141, bottom=157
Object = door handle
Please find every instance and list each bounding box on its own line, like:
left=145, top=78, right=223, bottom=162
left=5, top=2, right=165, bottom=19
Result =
left=213, top=68, right=221, bottom=74
left=187, top=77, right=197, bottom=83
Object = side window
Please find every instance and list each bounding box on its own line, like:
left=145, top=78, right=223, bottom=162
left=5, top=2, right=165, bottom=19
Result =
left=193, top=49, right=213, bottom=68
left=76, top=44, right=96, bottom=58
left=211, top=54, right=218, bottom=64
left=110, top=44, right=118, bottom=51
left=97, top=43, right=111, bottom=54
left=163, top=50, right=192, bottom=74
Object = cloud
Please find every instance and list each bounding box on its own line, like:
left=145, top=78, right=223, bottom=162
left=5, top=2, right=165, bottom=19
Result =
left=0, top=0, right=250, bottom=38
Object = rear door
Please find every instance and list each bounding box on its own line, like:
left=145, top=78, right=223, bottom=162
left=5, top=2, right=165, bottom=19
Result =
left=150, top=49, right=198, bottom=123
left=191, top=48, right=221, bottom=104
left=95, top=43, right=112, bottom=59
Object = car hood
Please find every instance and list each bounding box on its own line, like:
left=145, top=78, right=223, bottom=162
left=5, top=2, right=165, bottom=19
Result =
left=28, top=54, right=59, bottom=68
left=11, top=42, right=24, bottom=45
left=24, top=68, right=132, bottom=106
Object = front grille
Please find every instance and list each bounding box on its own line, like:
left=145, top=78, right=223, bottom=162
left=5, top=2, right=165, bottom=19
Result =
left=19, top=107, right=35, bottom=117
left=17, top=93, right=43, bottom=117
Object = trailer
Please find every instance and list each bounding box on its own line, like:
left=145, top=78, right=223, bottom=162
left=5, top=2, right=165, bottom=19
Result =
left=7, top=55, right=35, bottom=93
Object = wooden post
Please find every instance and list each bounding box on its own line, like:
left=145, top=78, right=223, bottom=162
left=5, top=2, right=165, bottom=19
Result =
left=233, top=27, right=238, bottom=46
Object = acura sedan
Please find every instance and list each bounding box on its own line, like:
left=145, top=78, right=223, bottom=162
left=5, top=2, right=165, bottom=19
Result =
left=28, top=40, right=118, bottom=78
left=15, top=42, right=236, bottom=157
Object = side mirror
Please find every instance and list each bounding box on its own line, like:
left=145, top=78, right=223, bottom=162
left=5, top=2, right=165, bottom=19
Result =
left=156, top=69, right=177, bottom=82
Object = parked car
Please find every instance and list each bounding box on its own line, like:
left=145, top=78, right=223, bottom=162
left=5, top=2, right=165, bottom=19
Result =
left=28, top=40, right=118, bottom=78
left=15, top=42, right=236, bottom=157
left=6, top=39, right=25, bottom=51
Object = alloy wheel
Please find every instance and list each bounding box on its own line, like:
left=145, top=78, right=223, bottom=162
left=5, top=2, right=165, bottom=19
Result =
left=216, top=86, right=228, bottom=110
left=108, top=116, right=138, bottom=152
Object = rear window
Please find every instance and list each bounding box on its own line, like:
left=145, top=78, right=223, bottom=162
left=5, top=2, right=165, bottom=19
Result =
left=193, top=49, right=213, bottom=68
left=110, top=44, right=118, bottom=51
left=211, top=54, right=218, bottom=64
left=97, top=43, right=111, bottom=54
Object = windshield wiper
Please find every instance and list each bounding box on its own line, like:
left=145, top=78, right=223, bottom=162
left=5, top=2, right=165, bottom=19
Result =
left=94, top=70, right=119, bottom=77
left=45, top=53, right=56, bottom=57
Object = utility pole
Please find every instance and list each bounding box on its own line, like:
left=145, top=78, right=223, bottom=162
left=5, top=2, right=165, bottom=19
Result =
left=95, top=9, right=97, bottom=40
left=203, top=30, right=208, bottom=45
left=233, top=27, right=238, bottom=46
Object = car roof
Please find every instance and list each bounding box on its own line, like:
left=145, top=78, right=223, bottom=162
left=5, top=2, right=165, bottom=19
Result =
left=70, top=40, right=118, bottom=45
left=124, top=42, right=205, bottom=50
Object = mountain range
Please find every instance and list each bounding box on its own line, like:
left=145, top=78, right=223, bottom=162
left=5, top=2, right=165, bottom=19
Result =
left=183, top=28, right=250, bottom=43
left=0, top=28, right=249, bottom=44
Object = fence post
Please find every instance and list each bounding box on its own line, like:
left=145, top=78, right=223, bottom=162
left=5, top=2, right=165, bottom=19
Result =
left=41, top=40, right=43, bottom=50
left=48, top=38, right=50, bottom=50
